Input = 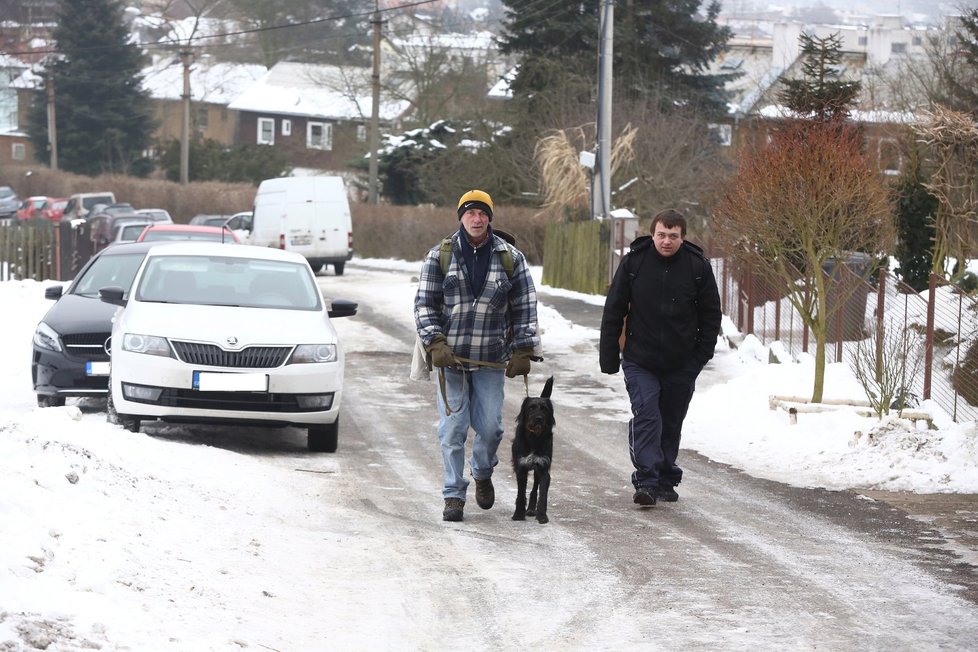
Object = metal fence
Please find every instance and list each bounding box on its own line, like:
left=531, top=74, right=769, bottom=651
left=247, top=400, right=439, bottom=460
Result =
left=0, top=219, right=94, bottom=283
left=715, top=256, right=978, bottom=423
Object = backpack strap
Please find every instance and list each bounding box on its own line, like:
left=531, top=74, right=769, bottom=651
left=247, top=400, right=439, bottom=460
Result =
left=439, top=236, right=453, bottom=276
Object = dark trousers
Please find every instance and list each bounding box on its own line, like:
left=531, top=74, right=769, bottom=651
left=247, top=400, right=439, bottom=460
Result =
left=622, top=359, right=698, bottom=489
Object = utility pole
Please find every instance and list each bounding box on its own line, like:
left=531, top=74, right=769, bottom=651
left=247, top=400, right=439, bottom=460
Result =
left=368, top=4, right=383, bottom=204
left=179, top=49, right=194, bottom=186
left=46, top=70, right=58, bottom=171
left=592, top=0, right=613, bottom=220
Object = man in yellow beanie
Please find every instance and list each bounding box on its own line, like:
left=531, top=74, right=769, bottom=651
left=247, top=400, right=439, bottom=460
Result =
left=414, top=189, right=541, bottom=522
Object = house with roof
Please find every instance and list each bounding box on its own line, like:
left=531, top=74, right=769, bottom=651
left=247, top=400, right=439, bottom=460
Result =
left=227, top=61, right=413, bottom=171
left=141, top=57, right=267, bottom=146
left=710, top=15, right=936, bottom=177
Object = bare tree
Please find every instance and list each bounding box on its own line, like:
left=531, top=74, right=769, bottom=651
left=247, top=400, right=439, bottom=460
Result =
left=714, top=121, right=895, bottom=403
left=849, top=318, right=925, bottom=417
left=913, top=106, right=978, bottom=282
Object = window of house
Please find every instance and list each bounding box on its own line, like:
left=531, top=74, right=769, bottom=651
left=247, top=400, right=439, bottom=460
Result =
left=12, top=143, right=25, bottom=160
left=282, top=119, right=292, bottom=136
left=858, top=36, right=867, bottom=46
left=196, top=106, right=209, bottom=129
left=878, top=138, right=902, bottom=176
left=307, top=121, right=333, bottom=150
left=258, top=117, right=275, bottom=145
left=356, top=124, right=367, bottom=143
left=912, top=36, right=922, bottom=46
left=708, top=123, right=732, bottom=147
left=891, top=42, right=907, bottom=54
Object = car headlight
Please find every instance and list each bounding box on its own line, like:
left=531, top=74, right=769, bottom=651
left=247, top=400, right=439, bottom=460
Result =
left=122, top=333, right=174, bottom=358
left=290, top=344, right=337, bottom=364
left=33, top=322, right=63, bottom=352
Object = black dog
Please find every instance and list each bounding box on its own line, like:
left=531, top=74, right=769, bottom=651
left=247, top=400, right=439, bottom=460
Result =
left=511, top=376, right=555, bottom=524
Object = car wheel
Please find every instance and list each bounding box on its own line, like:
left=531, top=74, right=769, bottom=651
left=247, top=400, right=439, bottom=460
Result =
left=106, top=376, right=141, bottom=433
left=37, top=395, right=66, bottom=408
left=308, top=419, right=338, bottom=453
left=333, top=262, right=345, bottom=276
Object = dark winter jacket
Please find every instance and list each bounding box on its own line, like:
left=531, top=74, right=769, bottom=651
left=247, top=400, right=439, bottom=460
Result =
left=599, top=236, right=722, bottom=375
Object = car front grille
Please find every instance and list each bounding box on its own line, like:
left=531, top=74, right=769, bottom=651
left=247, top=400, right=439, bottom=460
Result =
left=63, top=332, right=111, bottom=361
left=154, top=388, right=332, bottom=413
left=171, top=341, right=292, bottom=368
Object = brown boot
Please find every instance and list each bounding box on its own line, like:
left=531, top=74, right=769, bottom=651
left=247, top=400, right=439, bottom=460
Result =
left=443, top=498, right=464, bottom=522
left=475, top=478, right=495, bottom=510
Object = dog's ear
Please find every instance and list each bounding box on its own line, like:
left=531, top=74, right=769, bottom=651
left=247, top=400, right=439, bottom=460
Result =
left=540, top=376, right=554, bottom=399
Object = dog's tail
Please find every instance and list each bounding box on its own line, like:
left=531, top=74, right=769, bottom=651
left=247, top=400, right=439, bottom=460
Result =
left=541, top=376, right=554, bottom=399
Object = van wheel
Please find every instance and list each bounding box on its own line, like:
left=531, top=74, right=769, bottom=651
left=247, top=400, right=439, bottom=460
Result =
left=308, top=419, right=338, bottom=452
left=333, top=262, right=345, bottom=276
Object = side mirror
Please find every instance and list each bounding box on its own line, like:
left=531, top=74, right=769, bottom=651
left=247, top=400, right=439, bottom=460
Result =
left=328, top=298, right=358, bottom=319
left=98, top=286, right=126, bottom=306
left=44, top=285, right=63, bottom=300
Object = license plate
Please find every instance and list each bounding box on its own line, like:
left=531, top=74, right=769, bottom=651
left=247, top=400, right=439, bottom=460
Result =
left=290, top=235, right=312, bottom=246
left=86, top=361, right=110, bottom=376
left=193, top=371, right=268, bottom=392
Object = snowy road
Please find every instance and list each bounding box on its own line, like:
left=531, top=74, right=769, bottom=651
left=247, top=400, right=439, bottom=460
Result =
left=312, top=263, right=978, bottom=649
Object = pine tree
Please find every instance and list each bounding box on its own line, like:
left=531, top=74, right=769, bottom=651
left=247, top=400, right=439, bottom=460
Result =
left=893, top=151, right=938, bottom=292
left=27, top=0, right=156, bottom=176
left=498, top=0, right=734, bottom=117
left=778, top=32, right=860, bottom=122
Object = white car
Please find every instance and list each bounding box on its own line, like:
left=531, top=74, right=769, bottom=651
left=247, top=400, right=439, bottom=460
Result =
left=100, top=243, right=357, bottom=452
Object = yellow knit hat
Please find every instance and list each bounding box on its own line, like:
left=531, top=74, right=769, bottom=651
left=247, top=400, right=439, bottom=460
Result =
left=457, top=189, right=493, bottom=221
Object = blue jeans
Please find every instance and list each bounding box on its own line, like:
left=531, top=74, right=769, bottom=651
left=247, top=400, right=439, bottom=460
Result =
left=622, top=359, right=699, bottom=490
left=434, top=367, right=505, bottom=501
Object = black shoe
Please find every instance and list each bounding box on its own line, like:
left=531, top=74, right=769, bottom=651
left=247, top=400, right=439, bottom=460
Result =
left=443, top=498, right=464, bottom=522
left=475, top=478, right=495, bottom=510
left=632, top=487, right=656, bottom=507
left=656, top=486, right=679, bottom=502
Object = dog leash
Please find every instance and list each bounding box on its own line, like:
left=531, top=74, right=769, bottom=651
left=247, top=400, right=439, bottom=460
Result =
left=436, top=355, right=541, bottom=416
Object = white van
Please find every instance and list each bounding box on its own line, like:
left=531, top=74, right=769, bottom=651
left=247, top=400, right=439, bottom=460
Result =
left=227, top=177, right=353, bottom=275
left=63, top=191, right=117, bottom=221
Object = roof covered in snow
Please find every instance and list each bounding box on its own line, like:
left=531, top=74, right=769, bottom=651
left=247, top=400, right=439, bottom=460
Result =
left=228, top=61, right=412, bottom=122
left=141, top=58, right=267, bottom=104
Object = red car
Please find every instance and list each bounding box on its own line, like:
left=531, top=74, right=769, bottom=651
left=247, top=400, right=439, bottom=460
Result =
left=16, top=196, right=67, bottom=222
left=40, top=197, right=68, bottom=222
left=135, top=223, right=240, bottom=243
left=16, top=196, right=52, bottom=221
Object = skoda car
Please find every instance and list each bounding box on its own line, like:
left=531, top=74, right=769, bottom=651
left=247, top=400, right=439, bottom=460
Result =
left=32, top=242, right=159, bottom=407
left=100, top=243, right=357, bottom=452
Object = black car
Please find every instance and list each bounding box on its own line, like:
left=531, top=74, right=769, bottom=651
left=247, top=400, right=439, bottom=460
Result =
left=32, top=242, right=159, bottom=407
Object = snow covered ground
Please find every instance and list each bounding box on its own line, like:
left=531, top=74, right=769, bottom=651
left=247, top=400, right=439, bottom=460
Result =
left=2, top=258, right=977, bottom=650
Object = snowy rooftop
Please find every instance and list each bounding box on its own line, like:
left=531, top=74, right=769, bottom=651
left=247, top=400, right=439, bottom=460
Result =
left=228, top=61, right=412, bottom=122
left=141, top=59, right=267, bottom=104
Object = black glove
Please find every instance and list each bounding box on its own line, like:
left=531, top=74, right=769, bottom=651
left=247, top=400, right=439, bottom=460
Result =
left=506, top=348, right=535, bottom=378
left=425, top=335, right=457, bottom=368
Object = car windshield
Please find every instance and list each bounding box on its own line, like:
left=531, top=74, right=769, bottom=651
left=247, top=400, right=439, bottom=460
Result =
left=0, top=187, right=14, bottom=199
left=119, top=224, right=149, bottom=240
left=82, top=196, right=112, bottom=210
left=72, top=253, right=146, bottom=297
left=135, top=255, right=321, bottom=310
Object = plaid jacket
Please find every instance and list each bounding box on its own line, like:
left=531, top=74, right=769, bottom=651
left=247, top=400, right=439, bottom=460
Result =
left=415, top=230, right=539, bottom=368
